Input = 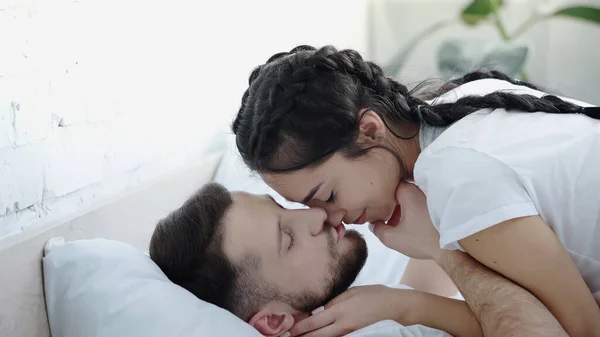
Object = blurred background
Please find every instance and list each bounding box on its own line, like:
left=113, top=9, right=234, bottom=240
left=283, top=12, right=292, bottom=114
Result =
left=1, top=0, right=599, bottom=245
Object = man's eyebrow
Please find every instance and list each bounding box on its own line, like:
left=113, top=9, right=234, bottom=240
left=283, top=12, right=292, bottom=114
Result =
left=302, top=182, right=323, bottom=204
left=277, top=215, right=283, bottom=256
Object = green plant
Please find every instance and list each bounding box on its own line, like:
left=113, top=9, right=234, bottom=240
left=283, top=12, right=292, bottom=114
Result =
left=383, top=0, right=600, bottom=81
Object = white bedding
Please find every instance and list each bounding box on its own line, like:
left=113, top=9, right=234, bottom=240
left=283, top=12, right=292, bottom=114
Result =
left=41, top=136, right=453, bottom=337
left=349, top=321, right=451, bottom=337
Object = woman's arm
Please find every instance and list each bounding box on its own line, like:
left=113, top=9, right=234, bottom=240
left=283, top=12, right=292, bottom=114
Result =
left=289, top=285, right=481, bottom=337
left=459, top=215, right=600, bottom=337
left=400, top=258, right=459, bottom=298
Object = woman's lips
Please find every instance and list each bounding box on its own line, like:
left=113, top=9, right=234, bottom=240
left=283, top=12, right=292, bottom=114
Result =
left=386, top=204, right=402, bottom=227
left=352, top=209, right=367, bottom=224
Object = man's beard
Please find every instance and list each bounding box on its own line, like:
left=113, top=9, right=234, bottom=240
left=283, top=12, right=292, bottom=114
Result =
left=323, top=229, right=368, bottom=304
left=286, top=228, right=368, bottom=312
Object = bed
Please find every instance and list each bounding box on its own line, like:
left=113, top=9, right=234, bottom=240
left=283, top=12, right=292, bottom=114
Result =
left=0, top=136, right=420, bottom=337
left=0, top=152, right=223, bottom=337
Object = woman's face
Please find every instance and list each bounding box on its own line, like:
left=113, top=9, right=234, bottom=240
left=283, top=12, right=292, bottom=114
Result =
left=261, top=107, right=420, bottom=226
left=263, top=149, right=404, bottom=227
left=261, top=111, right=421, bottom=227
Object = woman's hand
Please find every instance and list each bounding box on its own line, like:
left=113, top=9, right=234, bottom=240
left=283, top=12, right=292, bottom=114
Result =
left=370, top=182, right=442, bottom=260
left=288, top=285, right=416, bottom=337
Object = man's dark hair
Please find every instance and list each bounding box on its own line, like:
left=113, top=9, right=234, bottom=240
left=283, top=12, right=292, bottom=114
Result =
left=149, top=182, right=363, bottom=321
left=149, top=182, right=271, bottom=320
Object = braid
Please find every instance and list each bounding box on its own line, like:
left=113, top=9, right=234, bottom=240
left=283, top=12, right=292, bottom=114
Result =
left=411, top=68, right=600, bottom=126
left=233, top=45, right=317, bottom=135
left=305, top=47, right=421, bottom=124
left=308, top=48, right=406, bottom=95
left=440, top=69, right=540, bottom=92
left=233, top=45, right=599, bottom=173
left=414, top=69, right=600, bottom=126
left=418, top=92, right=599, bottom=127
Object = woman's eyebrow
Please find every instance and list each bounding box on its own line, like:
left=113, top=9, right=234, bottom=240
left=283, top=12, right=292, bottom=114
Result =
left=302, top=182, right=323, bottom=204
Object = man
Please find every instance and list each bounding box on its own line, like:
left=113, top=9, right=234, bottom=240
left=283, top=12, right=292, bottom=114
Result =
left=149, top=183, right=562, bottom=337
left=149, top=182, right=369, bottom=336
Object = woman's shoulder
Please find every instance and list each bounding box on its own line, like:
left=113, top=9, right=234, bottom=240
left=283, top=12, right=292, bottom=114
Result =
left=420, top=78, right=599, bottom=159
left=419, top=110, right=598, bottom=169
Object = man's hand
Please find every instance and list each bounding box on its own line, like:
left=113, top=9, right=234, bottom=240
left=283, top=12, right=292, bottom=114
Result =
left=288, top=285, right=414, bottom=337
left=459, top=216, right=600, bottom=337
left=437, top=250, right=568, bottom=337
left=370, top=182, right=441, bottom=260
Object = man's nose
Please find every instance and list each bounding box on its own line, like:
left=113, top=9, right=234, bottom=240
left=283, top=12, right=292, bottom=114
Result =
left=308, top=208, right=328, bottom=236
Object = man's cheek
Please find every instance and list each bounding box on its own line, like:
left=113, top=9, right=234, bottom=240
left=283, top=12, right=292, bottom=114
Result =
left=286, top=267, right=325, bottom=291
left=290, top=254, right=321, bottom=274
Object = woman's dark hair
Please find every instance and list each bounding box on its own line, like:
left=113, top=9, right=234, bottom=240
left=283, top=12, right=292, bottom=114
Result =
left=233, top=45, right=599, bottom=173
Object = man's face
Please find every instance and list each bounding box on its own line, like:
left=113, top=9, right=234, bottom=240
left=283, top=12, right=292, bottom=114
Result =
left=223, top=192, right=367, bottom=313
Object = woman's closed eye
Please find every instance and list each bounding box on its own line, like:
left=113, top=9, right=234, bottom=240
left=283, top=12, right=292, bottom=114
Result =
left=326, top=191, right=336, bottom=204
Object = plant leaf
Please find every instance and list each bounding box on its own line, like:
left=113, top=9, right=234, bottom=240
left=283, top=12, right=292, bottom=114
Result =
left=461, top=0, right=504, bottom=25
left=437, top=39, right=486, bottom=79
left=382, top=20, right=454, bottom=78
left=480, top=44, right=528, bottom=77
left=551, top=6, right=600, bottom=25
left=437, top=38, right=528, bottom=79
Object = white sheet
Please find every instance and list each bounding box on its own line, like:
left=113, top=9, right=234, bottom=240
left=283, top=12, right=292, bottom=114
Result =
left=348, top=321, right=452, bottom=337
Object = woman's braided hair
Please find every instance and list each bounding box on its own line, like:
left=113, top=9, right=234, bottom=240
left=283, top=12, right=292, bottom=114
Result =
left=233, top=45, right=599, bottom=173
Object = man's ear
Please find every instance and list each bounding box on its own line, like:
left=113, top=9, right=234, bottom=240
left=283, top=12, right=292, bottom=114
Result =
left=249, top=307, right=295, bottom=337
left=358, top=109, right=386, bottom=144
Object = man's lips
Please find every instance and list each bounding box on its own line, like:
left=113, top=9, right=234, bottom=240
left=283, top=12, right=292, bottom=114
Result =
left=386, top=204, right=402, bottom=227
left=335, top=224, right=346, bottom=242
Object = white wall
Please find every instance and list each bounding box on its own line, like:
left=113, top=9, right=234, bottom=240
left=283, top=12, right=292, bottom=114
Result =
left=0, top=0, right=368, bottom=242
left=369, top=0, right=600, bottom=104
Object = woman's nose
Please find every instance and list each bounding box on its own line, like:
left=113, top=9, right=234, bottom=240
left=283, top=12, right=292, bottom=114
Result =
left=326, top=208, right=345, bottom=227
left=308, top=201, right=346, bottom=227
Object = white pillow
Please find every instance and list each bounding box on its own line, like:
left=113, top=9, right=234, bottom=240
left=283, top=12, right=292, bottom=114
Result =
left=43, top=238, right=454, bottom=337
left=43, top=238, right=262, bottom=337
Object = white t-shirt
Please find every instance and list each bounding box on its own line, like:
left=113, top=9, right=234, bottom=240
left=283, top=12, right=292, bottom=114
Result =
left=414, top=79, right=600, bottom=302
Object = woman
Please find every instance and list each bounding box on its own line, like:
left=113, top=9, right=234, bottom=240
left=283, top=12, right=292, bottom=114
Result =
left=232, top=45, right=600, bottom=337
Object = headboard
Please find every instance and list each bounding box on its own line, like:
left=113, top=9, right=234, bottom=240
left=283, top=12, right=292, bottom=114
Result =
left=0, top=152, right=222, bottom=337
